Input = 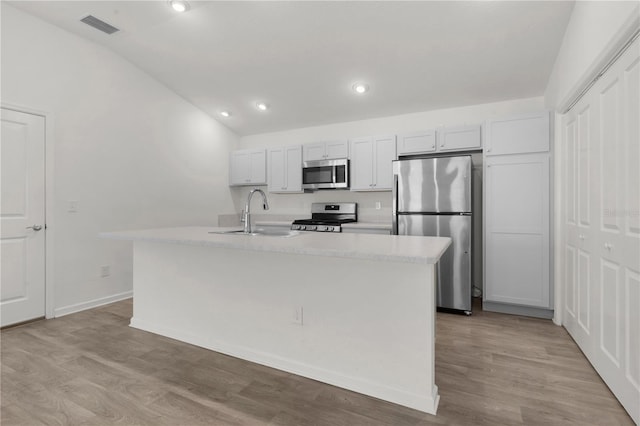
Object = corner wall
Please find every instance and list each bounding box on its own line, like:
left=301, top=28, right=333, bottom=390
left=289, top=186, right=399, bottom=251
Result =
left=544, top=1, right=639, bottom=110
left=1, top=4, right=239, bottom=315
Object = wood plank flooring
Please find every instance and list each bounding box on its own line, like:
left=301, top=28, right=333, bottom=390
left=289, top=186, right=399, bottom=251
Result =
left=1, top=299, right=633, bottom=425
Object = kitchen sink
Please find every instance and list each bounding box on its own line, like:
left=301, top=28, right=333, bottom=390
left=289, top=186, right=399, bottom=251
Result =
left=209, top=228, right=300, bottom=238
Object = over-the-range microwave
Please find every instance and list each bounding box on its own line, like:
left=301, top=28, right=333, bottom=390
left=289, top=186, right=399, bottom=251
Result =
left=302, top=158, right=349, bottom=190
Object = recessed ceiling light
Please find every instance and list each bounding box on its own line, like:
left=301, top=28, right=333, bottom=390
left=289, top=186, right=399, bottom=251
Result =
left=220, top=111, right=231, bottom=118
left=256, top=102, right=269, bottom=111
left=352, top=83, right=369, bottom=94
left=169, top=0, right=189, bottom=12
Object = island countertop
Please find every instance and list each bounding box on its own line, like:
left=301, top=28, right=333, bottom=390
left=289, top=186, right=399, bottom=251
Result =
left=100, top=226, right=450, bottom=264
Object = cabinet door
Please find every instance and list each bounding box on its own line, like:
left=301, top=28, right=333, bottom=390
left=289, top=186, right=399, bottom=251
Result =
left=484, top=153, right=550, bottom=307
left=486, top=112, right=549, bottom=155
left=267, top=148, right=285, bottom=192
left=229, top=151, right=250, bottom=185
left=325, top=140, right=349, bottom=159
left=349, top=137, right=374, bottom=190
left=303, top=143, right=326, bottom=161
left=249, top=149, right=266, bottom=184
left=284, top=145, right=302, bottom=192
left=437, top=124, right=481, bottom=151
left=397, top=130, right=436, bottom=155
left=373, top=135, right=396, bottom=190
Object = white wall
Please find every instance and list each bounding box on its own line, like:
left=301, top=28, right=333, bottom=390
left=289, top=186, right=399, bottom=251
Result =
left=545, top=1, right=639, bottom=109
left=1, top=4, right=238, bottom=315
left=236, top=96, right=545, bottom=221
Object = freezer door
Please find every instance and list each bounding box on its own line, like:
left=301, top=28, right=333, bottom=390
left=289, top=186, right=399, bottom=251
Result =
left=398, top=214, right=472, bottom=311
left=394, top=156, right=471, bottom=213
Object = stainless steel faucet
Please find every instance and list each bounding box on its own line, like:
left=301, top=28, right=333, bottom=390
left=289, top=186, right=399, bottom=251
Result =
left=242, top=189, right=270, bottom=233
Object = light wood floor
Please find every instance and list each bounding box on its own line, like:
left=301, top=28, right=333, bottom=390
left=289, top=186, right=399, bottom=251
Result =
left=1, top=299, right=633, bottom=425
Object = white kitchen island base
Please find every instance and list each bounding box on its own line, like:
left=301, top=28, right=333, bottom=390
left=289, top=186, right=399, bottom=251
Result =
left=103, top=227, right=450, bottom=414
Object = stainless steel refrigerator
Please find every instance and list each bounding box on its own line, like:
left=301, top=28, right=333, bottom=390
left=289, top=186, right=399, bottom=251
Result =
left=392, top=155, right=472, bottom=314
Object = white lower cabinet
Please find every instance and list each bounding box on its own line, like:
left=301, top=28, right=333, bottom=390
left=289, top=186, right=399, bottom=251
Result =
left=350, top=135, right=396, bottom=191
left=484, top=153, right=550, bottom=310
left=268, top=145, right=302, bottom=193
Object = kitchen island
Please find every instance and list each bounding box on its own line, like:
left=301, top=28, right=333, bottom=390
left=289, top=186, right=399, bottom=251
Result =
left=100, top=226, right=450, bottom=414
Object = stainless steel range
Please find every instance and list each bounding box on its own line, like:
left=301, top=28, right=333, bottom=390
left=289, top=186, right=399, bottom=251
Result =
left=291, top=202, right=357, bottom=232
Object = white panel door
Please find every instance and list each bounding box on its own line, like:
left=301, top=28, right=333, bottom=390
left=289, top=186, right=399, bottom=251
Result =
left=373, top=135, right=396, bottom=190
left=248, top=149, right=266, bottom=184
left=1, top=108, right=46, bottom=327
left=561, top=37, right=640, bottom=424
left=349, top=137, right=374, bottom=190
left=267, top=148, right=285, bottom=192
left=229, top=150, right=250, bottom=185
left=484, top=153, right=550, bottom=308
left=284, top=145, right=302, bottom=192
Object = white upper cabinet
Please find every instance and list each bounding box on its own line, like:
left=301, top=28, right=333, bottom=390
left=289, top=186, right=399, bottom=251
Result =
left=268, top=145, right=302, bottom=193
left=303, top=140, right=348, bottom=161
left=396, top=130, right=436, bottom=155
left=437, top=124, right=482, bottom=151
left=485, top=112, right=550, bottom=156
left=229, top=148, right=266, bottom=186
left=350, top=135, right=397, bottom=191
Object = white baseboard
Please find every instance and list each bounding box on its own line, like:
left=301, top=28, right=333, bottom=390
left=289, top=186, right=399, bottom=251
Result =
left=54, top=291, right=132, bottom=317
left=130, top=317, right=440, bottom=415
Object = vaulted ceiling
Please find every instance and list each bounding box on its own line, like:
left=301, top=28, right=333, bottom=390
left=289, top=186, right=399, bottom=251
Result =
left=7, top=1, right=575, bottom=135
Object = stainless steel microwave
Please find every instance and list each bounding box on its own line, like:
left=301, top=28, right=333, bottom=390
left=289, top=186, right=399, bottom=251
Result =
left=302, top=158, right=349, bottom=190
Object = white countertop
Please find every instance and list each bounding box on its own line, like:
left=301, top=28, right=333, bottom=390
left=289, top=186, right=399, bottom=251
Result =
left=101, top=226, right=450, bottom=264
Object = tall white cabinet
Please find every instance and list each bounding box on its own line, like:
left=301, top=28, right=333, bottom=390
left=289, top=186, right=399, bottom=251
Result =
left=483, top=112, right=552, bottom=318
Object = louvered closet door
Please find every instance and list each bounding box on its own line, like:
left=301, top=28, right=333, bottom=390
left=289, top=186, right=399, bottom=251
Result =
left=561, top=37, right=640, bottom=424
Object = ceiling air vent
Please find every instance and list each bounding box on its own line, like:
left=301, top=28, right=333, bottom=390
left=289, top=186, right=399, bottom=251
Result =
left=80, top=15, right=120, bottom=35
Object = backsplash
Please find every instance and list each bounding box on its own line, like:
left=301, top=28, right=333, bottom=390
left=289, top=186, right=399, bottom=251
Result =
left=223, top=187, right=393, bottom=226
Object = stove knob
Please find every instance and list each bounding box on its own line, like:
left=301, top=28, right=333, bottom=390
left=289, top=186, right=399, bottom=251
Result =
left=300, top=225, right=306, bottom=230
left=308, top=225, right=317, bottom=231
left=317, top=225, right=326, bottom=232
left=327, top=226, right=334, bottom=232
left=291, top=224, right=299, bottom=230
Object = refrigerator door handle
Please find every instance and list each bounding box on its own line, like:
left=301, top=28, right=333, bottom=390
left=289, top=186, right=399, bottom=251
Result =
left=392, top=172, right=398, bottom=235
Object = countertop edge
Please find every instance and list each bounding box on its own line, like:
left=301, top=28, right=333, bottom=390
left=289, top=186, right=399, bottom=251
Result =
left=100, top=227, right=449, bottom=265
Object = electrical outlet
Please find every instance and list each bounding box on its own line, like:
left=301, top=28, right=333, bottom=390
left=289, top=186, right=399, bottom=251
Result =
left=100, top=265, right=110, bottom=277
left=293, top=306, right=303, bottom=325
left=375, top=201, right=381, bottom=210
left=68, top=200, right=79, bottom=213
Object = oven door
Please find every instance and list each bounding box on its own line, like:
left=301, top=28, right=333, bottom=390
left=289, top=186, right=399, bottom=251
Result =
left=302, top=159, right=349, bottom=189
